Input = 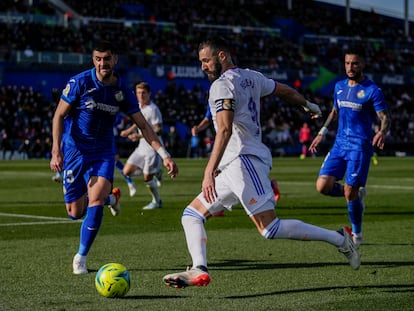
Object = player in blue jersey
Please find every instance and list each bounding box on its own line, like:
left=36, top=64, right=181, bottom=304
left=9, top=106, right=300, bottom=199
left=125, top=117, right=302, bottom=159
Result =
left=309, top=47, right=391, bottom=247
left=163, top=37, right=360, bottom=289
left=49, top=40, right=178, bottom=275
left=53, top=112, right=138, bottom=199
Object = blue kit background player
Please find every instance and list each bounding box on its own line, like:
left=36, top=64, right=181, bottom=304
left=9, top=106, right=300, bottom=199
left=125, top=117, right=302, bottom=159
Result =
left=309, top=47, right=391, bottom=247
left=50, top=40, right=178, bottom=275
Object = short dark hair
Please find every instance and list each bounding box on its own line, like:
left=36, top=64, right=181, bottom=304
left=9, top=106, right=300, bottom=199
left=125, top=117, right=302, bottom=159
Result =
left=93, top=40, right=116, bottom=54
left=345, top=46, right=365, bottom=59
left=198, top=37, right=230, bottom=55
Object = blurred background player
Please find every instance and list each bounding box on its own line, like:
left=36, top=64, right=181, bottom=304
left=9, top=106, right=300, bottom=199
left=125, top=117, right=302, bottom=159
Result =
left=309, top=47, right=391, bottom=247
left=121, top=81, right=165, bottom=210
left=299, top=122, right=312, bottom=159
left=50, top=41, right=178, bottom=275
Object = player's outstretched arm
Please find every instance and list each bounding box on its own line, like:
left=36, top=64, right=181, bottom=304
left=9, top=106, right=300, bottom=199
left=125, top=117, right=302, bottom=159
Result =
left=274, top=82, right=322, bottom=118
left=50, top=99, right=71, bottom=173
left=309, top=109, right=337, bottom=153
left=130, top=111, right=178, bottom=178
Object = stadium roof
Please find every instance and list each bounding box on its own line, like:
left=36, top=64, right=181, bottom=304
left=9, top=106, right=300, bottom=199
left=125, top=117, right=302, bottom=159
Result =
left=316, top=0, right=414, bottom=21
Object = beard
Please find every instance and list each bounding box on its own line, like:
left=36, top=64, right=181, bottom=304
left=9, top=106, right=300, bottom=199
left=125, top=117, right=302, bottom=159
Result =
left=347, top=71, right=362, bottom=81
left=99, top=65, right=113, bottom=78
left=206, top=61, right=222, bottom=82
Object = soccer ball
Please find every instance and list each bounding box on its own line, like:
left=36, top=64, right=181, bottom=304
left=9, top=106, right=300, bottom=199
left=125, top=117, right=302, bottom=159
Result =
left=95, top=263, right=131, bottom=298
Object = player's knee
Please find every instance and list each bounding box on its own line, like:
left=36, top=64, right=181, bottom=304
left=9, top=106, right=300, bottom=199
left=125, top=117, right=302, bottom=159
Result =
left=260, top=218, right=281, bottom=239
left=181, top=206, right=206, bottom=225
left=66, top=205, right=86, bottom=220
left=316, top=178, right=330, bottom=195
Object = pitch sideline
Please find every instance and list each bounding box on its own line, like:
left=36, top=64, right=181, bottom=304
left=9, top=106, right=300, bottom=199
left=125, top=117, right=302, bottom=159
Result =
left=0, top=212, right=82, bottom=227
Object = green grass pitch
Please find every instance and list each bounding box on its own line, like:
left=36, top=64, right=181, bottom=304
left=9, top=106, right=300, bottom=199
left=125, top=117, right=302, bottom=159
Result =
left=0, top=157, right=413, bottom=310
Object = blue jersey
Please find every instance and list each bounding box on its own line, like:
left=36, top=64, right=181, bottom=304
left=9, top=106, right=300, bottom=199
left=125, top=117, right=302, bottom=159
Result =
left=333, top=78, right=387, bottom=152
left=61, top=68, right=140, bottom=154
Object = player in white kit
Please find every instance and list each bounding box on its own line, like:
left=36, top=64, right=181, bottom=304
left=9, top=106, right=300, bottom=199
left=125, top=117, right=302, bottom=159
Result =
left=163, top=37, right=361, bottom=289
left=121, top=82, right=164, bottom=210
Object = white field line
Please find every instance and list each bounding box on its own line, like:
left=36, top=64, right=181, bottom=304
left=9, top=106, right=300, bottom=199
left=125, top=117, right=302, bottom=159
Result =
left=0, top=212, right=82, bottom=227
left=1, top=182, right=412, bottom=227
left=280, top=181, right=414, bottom=191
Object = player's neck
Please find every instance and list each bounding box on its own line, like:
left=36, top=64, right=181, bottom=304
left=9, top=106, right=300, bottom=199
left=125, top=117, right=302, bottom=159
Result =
left=97, top=72, right=117, bottom=85
left=348, top=74, right=365, bottom=86
left=139, top=101, right=150, bottom=108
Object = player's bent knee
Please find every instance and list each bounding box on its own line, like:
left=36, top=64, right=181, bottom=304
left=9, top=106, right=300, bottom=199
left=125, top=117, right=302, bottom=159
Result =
left=260, top=217, right=281, bottom=239
left=316, top=180, right=331, bottom=195
left=181, top=206, right=206, bottom=225
left=67, top=213, right=82, bottom=220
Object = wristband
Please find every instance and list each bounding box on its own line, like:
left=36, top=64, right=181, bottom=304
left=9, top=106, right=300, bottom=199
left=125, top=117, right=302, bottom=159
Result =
left=157, top=147, right=171, bottom=160
left=318, top=126, right=328, bottom=136
left=304, top=100, right=316, bottom=111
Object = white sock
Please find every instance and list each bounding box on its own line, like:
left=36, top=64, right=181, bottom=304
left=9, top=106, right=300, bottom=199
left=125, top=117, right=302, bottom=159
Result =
left=109, top=194, right=116, bottom=206
left=145, top=179, right=160, bottom=203
left=181, top=206, right=207, bottom=269
left=264, top=218, right=344, bottom=247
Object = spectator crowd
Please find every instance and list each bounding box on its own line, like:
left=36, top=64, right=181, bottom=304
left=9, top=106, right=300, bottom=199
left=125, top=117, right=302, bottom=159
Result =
left=1, top=0, right=413, bottom=159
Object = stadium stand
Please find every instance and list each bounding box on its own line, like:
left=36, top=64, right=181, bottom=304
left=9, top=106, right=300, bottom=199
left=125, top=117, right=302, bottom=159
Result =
left=0, top=0, right=413, bottom=158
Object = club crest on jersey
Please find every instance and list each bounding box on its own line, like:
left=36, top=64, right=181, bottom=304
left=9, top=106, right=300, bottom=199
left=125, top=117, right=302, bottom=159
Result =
left=115, top=91, right=124, bottom=102
left=357, top=90, right=365, bottom=99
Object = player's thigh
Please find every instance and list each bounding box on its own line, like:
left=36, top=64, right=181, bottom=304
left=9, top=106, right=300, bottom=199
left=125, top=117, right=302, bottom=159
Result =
left=194, top=176, right=238, bottom=217
left=345, top=151, right=371, bottom=187
left=63, top=148, right=87, bottom=204
left=88, top=176, right=113, bottom=204
left=87, top=157, right=115, bottom=204
left=225, top=155, right=274, bottom=217
left=319, top=149, right=347, bottom=180
left=126, top=149, right=144, bottom=172
left=143, top=153, right=161, bottom=175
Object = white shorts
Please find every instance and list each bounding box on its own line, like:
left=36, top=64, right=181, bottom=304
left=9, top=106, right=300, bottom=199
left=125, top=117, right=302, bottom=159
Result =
left=196, top=155, right=275, bottom=216
left=126, top=147, right=161, bottom=175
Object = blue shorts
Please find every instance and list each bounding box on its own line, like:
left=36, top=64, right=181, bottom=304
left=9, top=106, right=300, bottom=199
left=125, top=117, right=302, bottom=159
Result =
left=319, top=146, right=371, bottom=187
left=62, top=147, right=115, bottom=203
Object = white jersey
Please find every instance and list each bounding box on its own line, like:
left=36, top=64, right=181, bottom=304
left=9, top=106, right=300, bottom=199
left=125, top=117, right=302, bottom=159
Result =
left=126, top=101, right=163, bottom=175
left=209, top=67, right=276, bottom=169
left=137, top=101, right=163, bottom=153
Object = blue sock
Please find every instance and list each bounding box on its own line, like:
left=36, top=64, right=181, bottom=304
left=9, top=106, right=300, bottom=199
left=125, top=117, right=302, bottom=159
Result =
left=328, top=182, right=344, bottom=197
left=78, top=205, right=103, bottom=256
left=347, top=200, right=363, bottom=234
left=115, top=160, right=133, bottom=184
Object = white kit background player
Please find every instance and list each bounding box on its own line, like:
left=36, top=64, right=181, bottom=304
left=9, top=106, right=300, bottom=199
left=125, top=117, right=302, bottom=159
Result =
left=121, top=81, right=165, bottom=210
